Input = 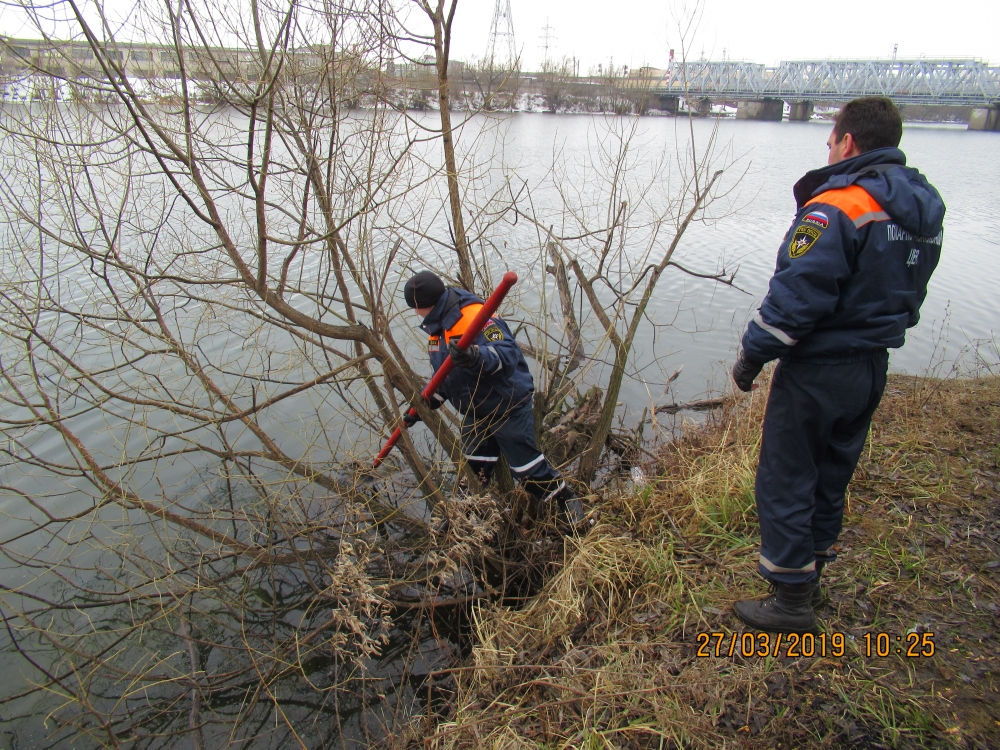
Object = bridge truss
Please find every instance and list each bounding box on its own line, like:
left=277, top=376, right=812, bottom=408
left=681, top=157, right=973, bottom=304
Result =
left=654, top=59, right=1000, bottom=106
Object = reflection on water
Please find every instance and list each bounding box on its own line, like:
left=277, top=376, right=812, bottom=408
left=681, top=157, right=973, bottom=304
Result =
left=0, top=458, right=472, bottom=748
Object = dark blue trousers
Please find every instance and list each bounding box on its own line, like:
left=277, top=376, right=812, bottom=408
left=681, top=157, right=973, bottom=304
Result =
left=755, top=352, right=888, bottom=585
left=461, top=401, right=566, bottom=501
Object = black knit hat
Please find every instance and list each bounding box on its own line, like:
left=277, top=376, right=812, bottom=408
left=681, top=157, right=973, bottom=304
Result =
left=403, top=270, right=446, bottom=309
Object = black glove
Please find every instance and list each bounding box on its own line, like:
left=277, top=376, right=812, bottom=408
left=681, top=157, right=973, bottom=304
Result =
left=448, top=342, right=482, bottom=369
left=403, top=393, right=444, bottom=427
left=732, top=351, right=764, bottom=392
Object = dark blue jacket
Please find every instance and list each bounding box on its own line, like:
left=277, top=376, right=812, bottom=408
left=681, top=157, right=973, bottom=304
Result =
left=420, top=288, right=534, bottom=416
left=742, top=147, right=945, bottom=364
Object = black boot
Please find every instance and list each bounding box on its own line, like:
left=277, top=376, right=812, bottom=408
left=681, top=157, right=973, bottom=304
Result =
left=536, top=484, right=592, bottom=535
left=812, top=560, right=827, bottom=608
left=558, top=490, right=592, bottom=534
left=734, top=581, right=817, bottom=634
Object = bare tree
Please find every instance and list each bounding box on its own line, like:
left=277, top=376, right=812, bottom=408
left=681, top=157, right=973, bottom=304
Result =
left=410, top=0, right=476, bottom=291
left=464, top=54, right=521, bottom=113
left=0, top=0, right=517, bottom=744
left=0, top=0, right=741, bottom=744
left=538, top=56, right=577, bottom=113
left=510, top=8, right=744, bottom=485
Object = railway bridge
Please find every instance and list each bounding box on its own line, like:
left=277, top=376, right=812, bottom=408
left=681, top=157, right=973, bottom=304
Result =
left=648, top=59, right=1000, bottom=130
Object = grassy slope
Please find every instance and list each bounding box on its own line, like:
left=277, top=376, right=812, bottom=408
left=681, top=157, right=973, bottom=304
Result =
left=425, top=373, right=1000, bottom=749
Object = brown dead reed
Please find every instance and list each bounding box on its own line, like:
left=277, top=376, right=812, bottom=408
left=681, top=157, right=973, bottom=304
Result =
left=416, top=371, right=1000, bottom=750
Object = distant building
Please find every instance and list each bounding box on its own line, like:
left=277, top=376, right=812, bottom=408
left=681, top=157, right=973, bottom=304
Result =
left=629, top=67, right=667, bottom=81
left=0, top=35, right=332, bottom=82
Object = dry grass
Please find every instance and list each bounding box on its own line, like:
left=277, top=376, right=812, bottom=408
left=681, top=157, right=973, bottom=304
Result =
left=416, top=372, right=1000, bottom=749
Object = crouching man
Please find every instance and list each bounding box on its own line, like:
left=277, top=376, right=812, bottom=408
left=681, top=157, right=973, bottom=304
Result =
left=403, top=270, right=588, bottom=531
left=731, top=97, right=945, bottom=633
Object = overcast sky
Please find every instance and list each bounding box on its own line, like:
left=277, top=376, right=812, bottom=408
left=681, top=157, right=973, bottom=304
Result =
left=449, top=0, right=1000, bottom=71
left=1, top=0, right=996, bottom=71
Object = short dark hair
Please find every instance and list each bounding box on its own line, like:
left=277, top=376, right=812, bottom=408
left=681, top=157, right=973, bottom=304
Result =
left=833, top=97, right=903, bottom=153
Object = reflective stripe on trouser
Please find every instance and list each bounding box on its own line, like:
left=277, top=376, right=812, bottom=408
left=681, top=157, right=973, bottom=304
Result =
left=813, top=547, right=838, bottom=564
left=461, top=400, right=564, bottom=499
left=755, top=352, right=887, bottom=585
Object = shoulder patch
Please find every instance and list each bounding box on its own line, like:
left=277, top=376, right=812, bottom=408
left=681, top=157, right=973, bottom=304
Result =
left=482, top=321, right=504, bottom=342
left=802, top=211, right=829, bottom=229
left=788, top=225, right=822, bottom=258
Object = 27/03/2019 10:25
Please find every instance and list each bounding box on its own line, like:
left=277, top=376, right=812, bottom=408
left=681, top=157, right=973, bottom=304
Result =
left=695, top=631, right=936, bottom=658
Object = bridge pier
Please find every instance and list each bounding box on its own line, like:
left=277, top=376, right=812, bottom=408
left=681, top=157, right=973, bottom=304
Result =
left=656, top=94, right=679, bottom=115
left=736, top=98, right=783, bottom=121
left=969, top=106, right=1000, bottom=131
left=788, top=100, right=814, bottom=122
left=690, top=97, right=712, bottom=116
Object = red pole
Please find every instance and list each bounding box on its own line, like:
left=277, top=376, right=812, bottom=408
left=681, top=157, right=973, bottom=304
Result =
left=373, top=271, right=518, bottom=468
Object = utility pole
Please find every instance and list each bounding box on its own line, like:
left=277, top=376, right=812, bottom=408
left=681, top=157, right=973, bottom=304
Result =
left=487, top=0, right=517, bottom=71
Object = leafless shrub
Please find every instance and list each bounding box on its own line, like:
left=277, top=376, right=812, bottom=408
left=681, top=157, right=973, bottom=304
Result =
left=0, top=0, right=502, bottom=743
left=0, top=0, right=741, bottom=744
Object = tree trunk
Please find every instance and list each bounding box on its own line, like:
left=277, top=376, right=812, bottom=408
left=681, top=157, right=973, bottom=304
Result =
left=427, top=0, right=475, bottom=292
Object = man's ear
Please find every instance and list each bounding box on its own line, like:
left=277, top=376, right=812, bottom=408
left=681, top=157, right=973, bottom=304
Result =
left=841, top=132, right=861, bottom=159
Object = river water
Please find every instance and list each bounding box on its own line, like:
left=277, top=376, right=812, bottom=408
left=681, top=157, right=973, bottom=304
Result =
left=493, top=114, right=999, bottom=410
left=0, top=109, right=997, bottom=747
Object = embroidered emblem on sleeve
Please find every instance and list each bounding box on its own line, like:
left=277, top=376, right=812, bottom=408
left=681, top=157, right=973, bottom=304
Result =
left=788, top=225, right=823, bottom=258
left=482, top=321, right=504, bottom=342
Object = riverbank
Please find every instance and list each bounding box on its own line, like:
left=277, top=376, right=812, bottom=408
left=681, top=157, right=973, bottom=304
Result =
left=419, top=372, right=1000, bottom=749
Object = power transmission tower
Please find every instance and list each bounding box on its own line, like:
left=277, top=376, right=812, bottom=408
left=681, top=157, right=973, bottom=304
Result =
left=540, top=17, right=556, bottom=70
left=487, top=0, right=517, bottom=70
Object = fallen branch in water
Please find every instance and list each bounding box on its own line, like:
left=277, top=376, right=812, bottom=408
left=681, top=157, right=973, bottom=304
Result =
left=654, top=396, right=729, bottom=415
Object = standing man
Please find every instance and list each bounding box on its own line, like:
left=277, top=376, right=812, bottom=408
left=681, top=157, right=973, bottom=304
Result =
left=402, top=270, right=588, bottom=531
left=731, top=97, right=945, bottom=633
